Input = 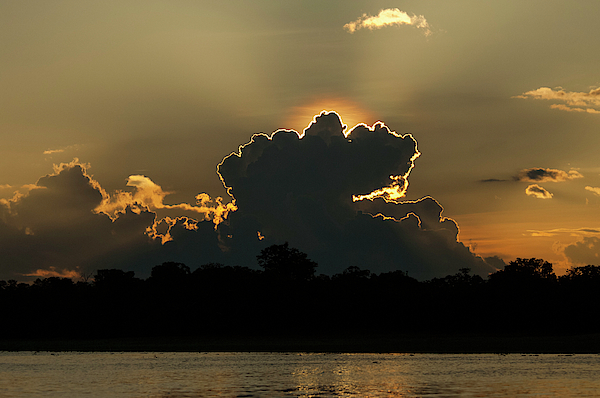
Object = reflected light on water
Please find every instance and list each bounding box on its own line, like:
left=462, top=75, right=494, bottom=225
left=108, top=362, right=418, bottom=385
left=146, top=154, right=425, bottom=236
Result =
left=1, top=352, right=600, bottom=397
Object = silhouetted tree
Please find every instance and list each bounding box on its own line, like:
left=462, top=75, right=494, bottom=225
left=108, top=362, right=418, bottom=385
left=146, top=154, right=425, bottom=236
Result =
left=489, top=257, right=556, bottom=285
left=428, top=268, right=484, bottom=289
left=93, top=269, right=139, bottom=289
left=562, top=264, right=600, bottom=282
left=334, top=266, right=371, bottom=281
left=257, top=242, right=317, bottom=282
left=148, top=262, right=190, bottom=286
left=558, top=264, right=600, bottom=332
left=487, top=258, right=558, bottom=332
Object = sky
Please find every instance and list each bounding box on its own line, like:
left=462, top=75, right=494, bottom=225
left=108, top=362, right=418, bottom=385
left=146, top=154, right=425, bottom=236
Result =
left=1, top=0, right=600, bottom=281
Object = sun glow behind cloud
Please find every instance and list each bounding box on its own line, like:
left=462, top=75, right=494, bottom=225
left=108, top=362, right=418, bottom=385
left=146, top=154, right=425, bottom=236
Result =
left=284, top=98, right=377, bottom=136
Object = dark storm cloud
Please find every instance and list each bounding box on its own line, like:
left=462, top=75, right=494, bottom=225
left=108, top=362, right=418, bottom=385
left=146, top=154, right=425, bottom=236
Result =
left=216, top=112, right=497, bottom=279
left=0, top=112, right=498, bottom=281
left=0, top=162, right=200, bottom=280
left=514, top=167, right=583, bottom=183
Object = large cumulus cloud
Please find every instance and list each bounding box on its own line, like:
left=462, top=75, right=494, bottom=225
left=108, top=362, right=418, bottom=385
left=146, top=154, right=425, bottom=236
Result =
left=216, top=112, right=496, bottom=279
left=0, top=112, right=497, bottom=281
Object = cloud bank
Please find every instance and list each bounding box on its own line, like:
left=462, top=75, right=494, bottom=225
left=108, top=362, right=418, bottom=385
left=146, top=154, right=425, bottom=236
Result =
left=344, top=8, right=431, bottom=36
left=0, top=112, right=496, bottom=281
left=514, top=86, right=600, bottom=114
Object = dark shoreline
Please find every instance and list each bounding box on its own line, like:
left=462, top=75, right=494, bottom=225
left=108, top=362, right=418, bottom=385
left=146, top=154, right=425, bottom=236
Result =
left=2, top=333, right=600, bottom=353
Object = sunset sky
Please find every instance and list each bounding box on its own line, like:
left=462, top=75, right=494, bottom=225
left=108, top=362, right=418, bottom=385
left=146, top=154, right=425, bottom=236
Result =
left=2, top=1, right=600, bottom=280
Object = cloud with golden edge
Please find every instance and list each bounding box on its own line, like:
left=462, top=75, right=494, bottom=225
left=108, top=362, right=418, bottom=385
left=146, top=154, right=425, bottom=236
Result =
left=95, top=175, right=237, bottom=228
left=525, top=184, right=553, bottom=199
left=515, top=167, right=583, bottom=182
left=514, top=86, right=600, bottom=114
left=147, top=216, right=199, bottom=244
left=344, top=8, right=431, bottom=36
left=350, top=123, right=421, bottom=203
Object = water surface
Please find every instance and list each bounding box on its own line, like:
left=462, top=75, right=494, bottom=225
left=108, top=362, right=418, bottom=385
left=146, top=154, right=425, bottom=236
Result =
left=1, top=351, right=599, bottom=397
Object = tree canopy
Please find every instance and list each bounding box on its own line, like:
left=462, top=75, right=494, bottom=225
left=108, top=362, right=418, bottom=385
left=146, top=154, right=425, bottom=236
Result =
left=256, top=242, right=317, bottom=282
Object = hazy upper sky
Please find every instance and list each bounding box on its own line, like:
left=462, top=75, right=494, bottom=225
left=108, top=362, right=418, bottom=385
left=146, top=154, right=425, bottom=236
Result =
left=2, top=0, right=600, bottom=279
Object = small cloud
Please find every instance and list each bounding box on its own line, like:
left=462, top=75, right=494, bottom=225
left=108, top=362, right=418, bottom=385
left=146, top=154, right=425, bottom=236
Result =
left=344, top=8, right=431, bottom=36
left=515, top=167, right=583, bottom=182
left=0, top=184, right=12, bottom=189
left=43, top=149, right=64, bottom=155
left=525, top=184, right=553, bottom=199
left=479, top=178, right=507, bottom=183
left=585, top=186, right=600, bottom=196
left=43, top=145, right=81, bottom=156
left=514, top=86, right=600, bottom=114
left=96, top=175, right=236, bottom=227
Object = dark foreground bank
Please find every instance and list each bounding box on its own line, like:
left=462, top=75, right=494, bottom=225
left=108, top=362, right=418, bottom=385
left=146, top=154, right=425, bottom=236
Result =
left=2, top=333, right=600, bottom=354
left=4, top=257, right=600, bottom=351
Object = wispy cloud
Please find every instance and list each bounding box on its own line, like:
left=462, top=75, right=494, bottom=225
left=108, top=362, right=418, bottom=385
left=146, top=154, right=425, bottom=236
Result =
left=515, top=167, right=583, bottom=182
left=23, top=266, right=80, bottom=279
left=525, top=184, right=553, bottom=199
left=43, top=149, right=64, bottom=155
left=43, top=144, right=81, bottom=155
left=527, top=227, right=600, bottom=237
left=514, top=86, right=600, bottom=114
left=479, top=178, right=507, bottom=183
left=344, top=8, right=431, bottom=36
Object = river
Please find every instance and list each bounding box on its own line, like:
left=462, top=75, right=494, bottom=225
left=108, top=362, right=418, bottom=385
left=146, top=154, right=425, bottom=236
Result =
left=1, top=351, right=599, bottom=397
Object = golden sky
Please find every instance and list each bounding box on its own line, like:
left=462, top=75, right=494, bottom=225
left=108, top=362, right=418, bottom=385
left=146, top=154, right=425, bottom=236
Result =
left=1, top=1, right=600, bottom=279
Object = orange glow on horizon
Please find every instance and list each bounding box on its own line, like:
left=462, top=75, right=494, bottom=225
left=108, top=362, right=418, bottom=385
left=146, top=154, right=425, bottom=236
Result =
left=23, top=266, right=81, bottom=279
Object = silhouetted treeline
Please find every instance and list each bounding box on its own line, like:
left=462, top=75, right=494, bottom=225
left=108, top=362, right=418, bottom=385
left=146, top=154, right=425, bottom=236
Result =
left=2, top=244, right=600, bottom=339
